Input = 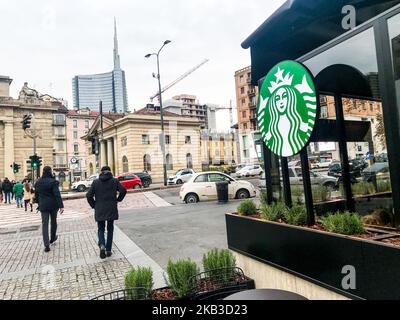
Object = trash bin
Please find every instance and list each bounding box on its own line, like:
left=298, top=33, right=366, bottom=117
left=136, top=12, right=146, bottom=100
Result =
left=216, top=181, right=229, bottom=203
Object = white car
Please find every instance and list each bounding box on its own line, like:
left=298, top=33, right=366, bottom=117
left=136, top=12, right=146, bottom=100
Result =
left=180, top=172, right=257, bottom=204
left=312, top=159, right=332, bottom=169
left=71, top=175, right=98, bottom=192
left=168, top=169, right=195, bottom=185
left=235, top=165, right=263, bottom=178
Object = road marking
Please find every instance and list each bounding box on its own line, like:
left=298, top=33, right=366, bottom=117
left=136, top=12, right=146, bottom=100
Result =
left=143, top=192, right=172, bottom=207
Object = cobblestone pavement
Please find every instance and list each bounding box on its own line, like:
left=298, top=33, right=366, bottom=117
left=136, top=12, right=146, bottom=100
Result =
left=0, top=192, right=169, bottom=300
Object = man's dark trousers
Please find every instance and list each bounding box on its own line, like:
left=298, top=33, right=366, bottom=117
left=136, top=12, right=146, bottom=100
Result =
left=41, top=210, right=58, bottom=247
left=97, top=220, right=114, bottom=251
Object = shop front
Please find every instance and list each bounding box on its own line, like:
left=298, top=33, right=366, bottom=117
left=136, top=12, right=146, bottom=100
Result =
left=227, top=0, right=400, bottom=300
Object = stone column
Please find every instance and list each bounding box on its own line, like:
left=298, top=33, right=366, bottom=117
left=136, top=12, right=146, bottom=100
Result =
left=107, top=139, right=114, bottom=173
left=100, top=140, right=107, bottom=168
left=113, top=136, right=119, bottom=175
left=4, top=122, right=14, bottom=178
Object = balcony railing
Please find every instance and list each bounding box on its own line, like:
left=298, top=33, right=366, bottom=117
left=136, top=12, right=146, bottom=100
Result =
left=53, top=164, right=68, bottom=170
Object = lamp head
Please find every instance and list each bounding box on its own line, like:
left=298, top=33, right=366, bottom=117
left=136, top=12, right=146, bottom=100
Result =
left=145, top=54, right=152, bottom=58
left=164, top=40, right=171, bottom=45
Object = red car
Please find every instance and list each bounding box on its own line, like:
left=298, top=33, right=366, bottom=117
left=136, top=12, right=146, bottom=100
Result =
left=116, top=173, right=142, bottom=190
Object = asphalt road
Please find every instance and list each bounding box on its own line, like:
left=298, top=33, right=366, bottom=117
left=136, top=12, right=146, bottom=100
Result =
left=116, top=177, right=260, bottom=269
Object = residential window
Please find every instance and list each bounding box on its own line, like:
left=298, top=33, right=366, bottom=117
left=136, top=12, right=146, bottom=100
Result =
left=243, top=123, right=248, bottom=130
left=53, top=114, right=65, bottom=125
left=73, top=120, right=77, bottom=128
left=240, top=87, right=245, bottom=95
left=121, top=136, right=127, bottom=147
left=143, top=154, right=151, bottom=171
left=166, top=154, right=173, bottom=170
left=73, top=144, right=79, bottom=154
left=241, top=99, right=246, bottom=106
left=142, top=134, right=150, bottom=145
left=85, top=120, right=89, bottom=129
left=122, top=156, right=129, bottom=173
left=73, top=131, right=78, bottom=140
left=185, top=136, right=191, bottom=144
left=242, top=111, right=247, bottom=118
left=165, top=135, right=171, bottom=145
left=370, top=103, right=373, bottom=112
left=186, top=153, right=193, bottom=169
left=240, top=75, right=244, bottom=84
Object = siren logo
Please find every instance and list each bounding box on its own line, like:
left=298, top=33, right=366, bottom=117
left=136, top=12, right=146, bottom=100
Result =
left=258, top=61, right=317, bottom=157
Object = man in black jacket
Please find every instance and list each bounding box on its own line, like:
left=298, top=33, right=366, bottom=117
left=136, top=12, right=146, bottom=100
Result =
left=35, top=166, right=64, bottom=252
left=2, top=178, right=13, bottom=204
left=86, top=166, right=127, bottom=259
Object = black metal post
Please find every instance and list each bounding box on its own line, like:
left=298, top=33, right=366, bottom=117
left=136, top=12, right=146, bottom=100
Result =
left=281, top=157, right=292, bottom=208
left=334, top=94, right=355, bottom=212
left=262, top=141, right=273, bottom=205
left=300, top=149, right=315, bottom=226
left=157, top=54, right=168, bottom=187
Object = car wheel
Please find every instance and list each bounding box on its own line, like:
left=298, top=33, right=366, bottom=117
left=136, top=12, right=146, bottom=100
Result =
left=77, top=185, right=86, bottom=192
left=236, top=189, right=250, bottom=199
left=185, top=193, right=198, bottom=204
left=142, top=180, right=150, bottom=188
left=176, top=179, right=183, bottom=185
left=133, top=184, right=141, bottom=190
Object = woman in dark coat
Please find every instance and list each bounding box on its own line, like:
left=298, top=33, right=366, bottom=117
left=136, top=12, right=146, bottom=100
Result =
left=86, top=166, right=127, bottom=259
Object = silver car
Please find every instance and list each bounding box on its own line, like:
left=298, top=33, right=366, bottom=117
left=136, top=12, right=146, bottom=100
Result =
left=168, top=169, right=195, bottom=185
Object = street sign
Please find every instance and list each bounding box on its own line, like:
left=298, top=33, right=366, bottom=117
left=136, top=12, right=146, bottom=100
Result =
left=258, top=60, right=317, bottom=157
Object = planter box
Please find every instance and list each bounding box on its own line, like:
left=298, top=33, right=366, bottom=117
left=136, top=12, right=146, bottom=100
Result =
left=226, top=213, right=400, bottom=300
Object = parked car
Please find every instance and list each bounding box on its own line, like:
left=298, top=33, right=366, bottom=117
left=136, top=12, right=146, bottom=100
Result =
left=362, top=162, right=390, bottom=183
left=374, top=153, right=388, bottom=163
left=134, top=171, right=152, bottom=188
left=259, top=167, right=338, bottom=191
left=71, top=175, right=98, bottom=192
left=180, top=172, right=257, bottom=204
left=116, top=173, right=142, bottom=189
left=168, top=169, right=195, bottom=185
left=328, top=160, right=364, bottom=180
left=235, top=165, right=263, bottom=178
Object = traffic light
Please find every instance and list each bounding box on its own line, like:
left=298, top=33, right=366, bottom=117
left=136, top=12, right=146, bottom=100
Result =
left=22, top=114, right=32, bottom=130
left=30, top=155, right=42, bottom=168
left=10, top=162, right=21, bottom=173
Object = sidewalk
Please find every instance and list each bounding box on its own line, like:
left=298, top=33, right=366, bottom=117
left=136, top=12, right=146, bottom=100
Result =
left=0, top=192, right=169, bottom=300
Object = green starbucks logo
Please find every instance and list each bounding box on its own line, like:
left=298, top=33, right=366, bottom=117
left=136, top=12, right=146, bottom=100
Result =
left=258, top=60, right=317, bottom=157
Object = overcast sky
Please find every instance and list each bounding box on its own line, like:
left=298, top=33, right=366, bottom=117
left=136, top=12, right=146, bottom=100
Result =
left=0, top=0, right=285, bottom=130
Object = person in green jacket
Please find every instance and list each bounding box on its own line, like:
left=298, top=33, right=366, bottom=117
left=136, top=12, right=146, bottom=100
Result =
left=13, top=181, right=24, bottom=208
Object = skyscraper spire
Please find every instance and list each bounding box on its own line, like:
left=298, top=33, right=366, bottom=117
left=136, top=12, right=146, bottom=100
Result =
left=113, top=17, right=121, bottom=70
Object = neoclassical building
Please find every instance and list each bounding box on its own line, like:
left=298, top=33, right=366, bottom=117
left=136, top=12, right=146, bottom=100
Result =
left=0, top=76, right=68, bottom=182
left=84, top=105, right=202, bottom=182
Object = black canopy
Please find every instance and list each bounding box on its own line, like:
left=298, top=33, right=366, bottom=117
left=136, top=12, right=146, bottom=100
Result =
left=242, top=0, right=400, bottom=85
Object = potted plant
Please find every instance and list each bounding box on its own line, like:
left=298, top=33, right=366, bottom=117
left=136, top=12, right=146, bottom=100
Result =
left=226, top=200, right=400, bottom=300
left=189, top=249, right=255, bottom=300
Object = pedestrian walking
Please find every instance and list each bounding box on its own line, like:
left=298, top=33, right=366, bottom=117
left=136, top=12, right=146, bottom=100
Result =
left=86, top=166, right=127, bottom=259
left=23, top=182, right=33, bottom=212
left=35, top=166, right=64, bottom=252
left=13, top=181, right=24, bottom=208
left=11, top=180, right=16, bottom=202
left=2, top=178, right=13, bottom=204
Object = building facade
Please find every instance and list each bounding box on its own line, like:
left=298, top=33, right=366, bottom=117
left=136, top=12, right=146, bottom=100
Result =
left=72, top=19, right=128, bottom=113
left=0, top=77, right=68, bottom=183
left=66, top=108, right=98, bottom=181
left=163, top=94, right=216, bottom=129
left=84, top=105, right=202, bottom=183
left=200, top=129, right=238, bottom=168
left=234, top=67, right=260, bottom=163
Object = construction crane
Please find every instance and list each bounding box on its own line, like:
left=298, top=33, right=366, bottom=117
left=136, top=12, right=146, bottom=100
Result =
left=212, top=101, right=236, bottom=127
left=150, top=59, right=209, bottom=102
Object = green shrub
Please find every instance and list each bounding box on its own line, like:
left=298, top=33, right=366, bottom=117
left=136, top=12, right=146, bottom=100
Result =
left=377, top=180, right=392, bottom=193
left=291, top=186, right=304, bottom=205
left=125, top=267, right=153, bottom=300
left=321, top=212, right=365, bottom=235
left=312, top=185, right=331, bottom=202
left=203, top=249, right=236, bottom=282
left=260, top=191, right=268, bottom=206
left=363, top=208, right=393, bottom=226
left=260, top=202, right=287, bottom=222
left=167, top=259, right=199, bottom=298
left=237, top=199, right=257, bottom=216
left=352, top=182, right=375, bottom=196
left=283, top=205, right=307, bottom=226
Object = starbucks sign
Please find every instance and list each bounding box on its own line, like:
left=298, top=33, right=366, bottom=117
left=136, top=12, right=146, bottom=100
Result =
left=258, top=60, right=317, bottom=157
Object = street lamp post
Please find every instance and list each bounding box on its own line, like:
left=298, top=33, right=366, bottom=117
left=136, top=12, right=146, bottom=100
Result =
left=145, top=40, right=171, bottom=186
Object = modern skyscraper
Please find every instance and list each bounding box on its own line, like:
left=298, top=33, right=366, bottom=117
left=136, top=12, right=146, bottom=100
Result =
left=72, top=19, right=128, bottom=113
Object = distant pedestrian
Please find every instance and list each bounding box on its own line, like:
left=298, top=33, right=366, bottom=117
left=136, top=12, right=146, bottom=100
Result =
left=11, top=180, right=16, bottom=201
left=0, top=179, right=3, bottom=203
left=35, top=166, right=64, bottom=253
left=13, top=181, right=24, bottom=208
left=86, top=166, right=127, bottom=259
left=2, top=178, right=13, bottom=204
left=23, top=182, right=33, bottom=212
